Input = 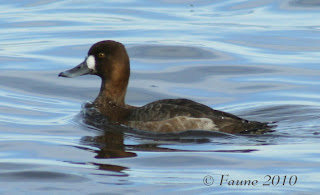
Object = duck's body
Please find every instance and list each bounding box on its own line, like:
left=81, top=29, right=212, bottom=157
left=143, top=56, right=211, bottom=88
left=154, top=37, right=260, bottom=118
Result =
left=59, top=40, right=270, bottom=134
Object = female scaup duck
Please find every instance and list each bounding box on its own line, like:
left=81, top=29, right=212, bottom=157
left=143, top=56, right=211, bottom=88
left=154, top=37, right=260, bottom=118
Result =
left=59, top=40, right=270, bottom=134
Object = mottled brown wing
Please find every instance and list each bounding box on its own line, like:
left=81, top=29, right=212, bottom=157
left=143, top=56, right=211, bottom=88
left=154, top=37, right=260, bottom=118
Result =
left=127, top=98, right=243, bottom=121
left=142, top=99, right=245, bottom=120
left=128, top=101, right=206, bottom=122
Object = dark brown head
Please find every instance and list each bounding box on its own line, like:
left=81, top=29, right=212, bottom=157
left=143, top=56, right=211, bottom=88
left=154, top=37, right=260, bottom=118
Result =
left=59, top=40, right=131, bottom=106
left=59, top=40, right=130, bottom=84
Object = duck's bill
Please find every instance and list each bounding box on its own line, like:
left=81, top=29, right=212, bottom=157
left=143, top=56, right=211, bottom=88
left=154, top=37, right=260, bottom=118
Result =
left=59, top=60, right=93, bottom=78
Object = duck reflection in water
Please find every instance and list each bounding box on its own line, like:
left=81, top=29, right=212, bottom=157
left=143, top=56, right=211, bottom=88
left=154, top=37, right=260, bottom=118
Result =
left=78, top=114, right=134, bottom=173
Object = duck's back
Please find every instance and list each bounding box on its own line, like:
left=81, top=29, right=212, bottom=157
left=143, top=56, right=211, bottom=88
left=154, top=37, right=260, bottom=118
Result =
left=126, top=99, right=269, bottom=134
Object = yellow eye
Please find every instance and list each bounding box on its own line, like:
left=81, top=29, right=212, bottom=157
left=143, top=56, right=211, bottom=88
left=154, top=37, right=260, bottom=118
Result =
left=98, top=53, right=105, bottom=58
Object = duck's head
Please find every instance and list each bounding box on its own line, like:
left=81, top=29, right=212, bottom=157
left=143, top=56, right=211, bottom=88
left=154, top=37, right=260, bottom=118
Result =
left=59, top=40, right=130, bottom=82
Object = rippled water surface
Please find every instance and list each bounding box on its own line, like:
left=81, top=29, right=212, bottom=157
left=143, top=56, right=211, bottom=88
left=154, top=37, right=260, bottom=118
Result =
left=1, top=0, right=320, bottom=194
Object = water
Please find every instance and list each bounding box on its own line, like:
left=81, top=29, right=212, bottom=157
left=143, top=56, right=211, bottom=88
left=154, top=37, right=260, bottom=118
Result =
left=0, top=0, right=320, bottom=194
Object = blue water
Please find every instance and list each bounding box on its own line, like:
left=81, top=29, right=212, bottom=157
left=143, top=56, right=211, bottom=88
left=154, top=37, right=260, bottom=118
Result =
left=0, top=0, right=320, bottom=194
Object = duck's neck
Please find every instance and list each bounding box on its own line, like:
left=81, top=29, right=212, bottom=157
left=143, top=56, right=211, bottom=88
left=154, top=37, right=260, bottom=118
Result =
left=94, top=78, right=128, bottom=110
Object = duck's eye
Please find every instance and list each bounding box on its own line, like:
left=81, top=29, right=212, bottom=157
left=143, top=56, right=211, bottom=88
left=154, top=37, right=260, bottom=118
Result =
left=98, top=53, right=105, bottom=58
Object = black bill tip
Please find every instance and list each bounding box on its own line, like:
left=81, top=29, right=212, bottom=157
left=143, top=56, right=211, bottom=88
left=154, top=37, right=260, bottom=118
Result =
left=58, top=72, right=68, bottom=77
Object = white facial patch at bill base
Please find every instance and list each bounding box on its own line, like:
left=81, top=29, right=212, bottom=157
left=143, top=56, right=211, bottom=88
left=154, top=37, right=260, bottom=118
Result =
left=86, top=55, right=96, bottom=70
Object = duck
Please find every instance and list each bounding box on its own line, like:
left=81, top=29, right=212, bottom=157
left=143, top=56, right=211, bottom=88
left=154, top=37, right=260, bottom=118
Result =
left=59, top=40, right=271, bottom=134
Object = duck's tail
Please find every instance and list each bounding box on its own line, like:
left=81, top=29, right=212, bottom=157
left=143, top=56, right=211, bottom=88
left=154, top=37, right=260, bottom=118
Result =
left=239, top=121, right=277, bottom=134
